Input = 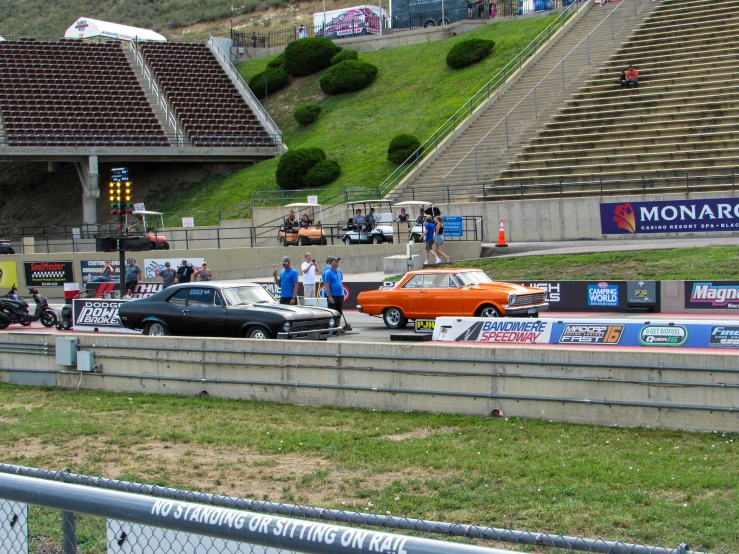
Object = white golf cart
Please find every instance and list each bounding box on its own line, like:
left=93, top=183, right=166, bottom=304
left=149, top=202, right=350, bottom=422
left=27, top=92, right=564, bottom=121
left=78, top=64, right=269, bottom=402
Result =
left=341, top=200, right=395, bottom=245
left=125, top=210, right=170, bottom=250
left=392, top=201, right=439, bottom=243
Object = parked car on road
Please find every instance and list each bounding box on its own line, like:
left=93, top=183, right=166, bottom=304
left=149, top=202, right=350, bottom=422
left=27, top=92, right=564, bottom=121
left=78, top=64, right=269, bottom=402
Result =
left=119, top=282, right=342, bottom=339
left=0, top=238, right=14, bottom=254
left=356, top=268, right=548, bottom=329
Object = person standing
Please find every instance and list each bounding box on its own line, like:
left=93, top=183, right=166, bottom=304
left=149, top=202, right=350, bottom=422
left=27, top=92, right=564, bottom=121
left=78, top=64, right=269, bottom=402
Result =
left=125, top=258, right=141, bottom=297
left=323, top=256, right=344, bottom=314
left=424, top=216, right=439, bottom=265
left=273, top=256, right=299, bottom=305
left=433, top=216, right=451, bottom=263
left=159, top=262, right=177, bottom=289
left=176, top=260, right=195, bottom=284
left=301, top=253, right=318, bottom=299
left=298, top=24, right=307, bottom=39
left=194, top=262, right=212, bottom=281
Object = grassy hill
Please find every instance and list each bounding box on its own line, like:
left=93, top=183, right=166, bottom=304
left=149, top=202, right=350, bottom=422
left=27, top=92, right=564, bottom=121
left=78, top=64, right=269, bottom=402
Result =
left=156, top=15, right=556, bottom=219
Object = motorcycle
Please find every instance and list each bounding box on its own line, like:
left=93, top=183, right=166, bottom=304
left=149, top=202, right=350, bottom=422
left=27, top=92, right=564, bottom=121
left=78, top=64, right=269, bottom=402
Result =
left=0, top=285, right=58, bottom=329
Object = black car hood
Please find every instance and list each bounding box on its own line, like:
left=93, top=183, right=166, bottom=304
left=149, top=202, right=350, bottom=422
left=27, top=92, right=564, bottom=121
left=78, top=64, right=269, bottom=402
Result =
left=231, top=303, right=338, bottom=319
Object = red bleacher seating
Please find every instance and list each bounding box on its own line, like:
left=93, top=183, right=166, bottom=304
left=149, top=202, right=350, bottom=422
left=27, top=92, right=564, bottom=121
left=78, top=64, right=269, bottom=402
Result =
left=139, top=42, right=272, bottom=148
left=0, top=40, right=169, bottom=147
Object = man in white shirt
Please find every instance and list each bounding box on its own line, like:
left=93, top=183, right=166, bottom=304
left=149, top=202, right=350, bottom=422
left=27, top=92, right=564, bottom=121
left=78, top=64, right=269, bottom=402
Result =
left=301, top=252, right=318, bottom=299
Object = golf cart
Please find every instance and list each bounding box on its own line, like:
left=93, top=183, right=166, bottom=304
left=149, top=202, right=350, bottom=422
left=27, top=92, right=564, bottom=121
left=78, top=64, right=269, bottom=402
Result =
left=125, top=210, right=170, bottom=250
left=0, top=238, right=15, bottom=254
left=278, top=203, right=327, bottom=247
left=393, top=201, right=440, bottom=243
left=342, top=200, right=395, bottom=245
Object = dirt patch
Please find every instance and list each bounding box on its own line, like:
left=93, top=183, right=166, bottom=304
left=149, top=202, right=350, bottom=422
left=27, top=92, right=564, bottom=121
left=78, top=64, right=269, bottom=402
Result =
left=379, top=426, right=459, bottom=442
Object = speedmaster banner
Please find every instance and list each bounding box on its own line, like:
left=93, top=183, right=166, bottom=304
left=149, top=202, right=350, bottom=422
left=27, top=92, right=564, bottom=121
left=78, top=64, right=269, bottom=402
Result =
left=600, top=198, right=739, bottom=235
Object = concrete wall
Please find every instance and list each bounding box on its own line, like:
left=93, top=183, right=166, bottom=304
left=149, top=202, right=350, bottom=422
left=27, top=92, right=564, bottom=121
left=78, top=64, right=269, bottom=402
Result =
left=2, top=332, right=737, bottom=432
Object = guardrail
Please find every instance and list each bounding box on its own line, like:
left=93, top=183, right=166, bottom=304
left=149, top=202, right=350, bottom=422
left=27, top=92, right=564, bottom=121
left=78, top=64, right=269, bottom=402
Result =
left=377, top=0, right=584, bottom=198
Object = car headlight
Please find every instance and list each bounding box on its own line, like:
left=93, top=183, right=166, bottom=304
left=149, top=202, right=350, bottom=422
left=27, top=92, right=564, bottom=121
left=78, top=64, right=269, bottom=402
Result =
left=329, top=318, right=337, bottom=328
left=508, top=294, right=516, bottom=305
left=282, top=322, right=291, bottom=332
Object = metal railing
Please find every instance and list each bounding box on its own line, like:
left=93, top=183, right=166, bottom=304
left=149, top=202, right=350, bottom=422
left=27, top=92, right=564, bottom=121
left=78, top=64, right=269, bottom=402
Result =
left=208, top=34, right=283, bottom=142
left=377, top=0, right=584, bottom=198
left=0, top=465, right=723, bottom=554
left=441, top=0, right=643, bottom=186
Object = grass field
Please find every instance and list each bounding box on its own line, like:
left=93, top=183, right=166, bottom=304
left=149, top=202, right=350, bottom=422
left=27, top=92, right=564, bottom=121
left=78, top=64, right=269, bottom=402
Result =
left=156, top=16, right=557, bottom=216
left=2, top=384, right=738, bottom=551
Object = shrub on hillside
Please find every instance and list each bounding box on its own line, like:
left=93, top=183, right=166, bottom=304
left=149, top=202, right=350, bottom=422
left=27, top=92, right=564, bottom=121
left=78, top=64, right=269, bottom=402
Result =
left=319, top=60, right=378, bottom=95
left=284, top=37, right=341, bottom=77
left=267, top=53, right=285, bottom=68
left=446, top=38, right=495, bottom=69
left=331, top=49, right=358, bottom=65
left=275, top=147, right=327, bottom=189
left=387, top=133, right=421, bottom=164
left=293, top=103, right=322, bottom=125
left=248, top=66, right=289, bottom=98
left=303, top=159, right=341, bottom=187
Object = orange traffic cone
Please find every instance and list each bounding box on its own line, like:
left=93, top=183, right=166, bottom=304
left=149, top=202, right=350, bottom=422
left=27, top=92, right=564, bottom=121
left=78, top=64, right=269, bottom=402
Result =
left=496, top=219, right=508, bottom=247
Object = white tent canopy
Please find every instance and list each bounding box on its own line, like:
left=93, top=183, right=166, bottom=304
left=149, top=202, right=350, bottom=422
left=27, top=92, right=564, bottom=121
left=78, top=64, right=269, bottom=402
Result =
left=64, top=18, right=166, bottom=42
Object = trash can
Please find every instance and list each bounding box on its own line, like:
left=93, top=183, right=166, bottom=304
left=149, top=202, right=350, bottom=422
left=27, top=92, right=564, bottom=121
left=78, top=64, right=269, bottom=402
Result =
left=63, top=282, right=80, bottom=305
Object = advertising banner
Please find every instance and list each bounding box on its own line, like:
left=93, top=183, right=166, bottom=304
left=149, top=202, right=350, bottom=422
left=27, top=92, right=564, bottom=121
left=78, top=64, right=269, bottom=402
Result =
left=85, top=282, right=163, bottom=299
left=0, top=261, right=18, bottom=289
left=72, top=298, right=138, bottom=333
left=24, top=261, right=74, bottom=287
left=600, top=198, right=739, bottom=235
left=80, top=260, right=121, bottom=285
left=433, top=318, right=554, bottom=344
left=443, top=216, right=464, bottom=238
left=517, top=281, right=629, bottom=312
left=144, top=258, right=205, bottom=279
left=684, top=281, right=739, bottom=310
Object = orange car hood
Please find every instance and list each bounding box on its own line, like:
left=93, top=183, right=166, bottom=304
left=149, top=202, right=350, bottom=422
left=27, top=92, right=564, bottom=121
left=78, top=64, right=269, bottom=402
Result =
left=467, top=282, right=543, bottom=294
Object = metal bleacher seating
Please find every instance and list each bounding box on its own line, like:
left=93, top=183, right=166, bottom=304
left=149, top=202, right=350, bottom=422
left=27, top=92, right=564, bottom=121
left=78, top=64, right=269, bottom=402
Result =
left=139, top=41, right=273, bottom=148
left=0, top=39, right=170, bottom=147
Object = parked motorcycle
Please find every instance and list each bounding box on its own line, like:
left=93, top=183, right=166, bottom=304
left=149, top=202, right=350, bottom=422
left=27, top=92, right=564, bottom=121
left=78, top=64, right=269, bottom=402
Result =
left=0, top=285, right=58, bottom=329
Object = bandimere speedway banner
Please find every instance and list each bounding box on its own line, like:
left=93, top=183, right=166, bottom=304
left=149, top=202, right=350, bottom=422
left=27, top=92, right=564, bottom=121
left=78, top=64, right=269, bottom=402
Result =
left=600, top=198, right=739, bottom=235
left=433, top=317, right=739, bottom=349
left=72, top=298, right=139, bottom=334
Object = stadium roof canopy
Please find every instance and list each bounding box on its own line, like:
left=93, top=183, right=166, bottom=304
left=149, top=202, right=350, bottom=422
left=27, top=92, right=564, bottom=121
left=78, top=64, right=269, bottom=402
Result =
left=64, top=18, right=167, bottom=42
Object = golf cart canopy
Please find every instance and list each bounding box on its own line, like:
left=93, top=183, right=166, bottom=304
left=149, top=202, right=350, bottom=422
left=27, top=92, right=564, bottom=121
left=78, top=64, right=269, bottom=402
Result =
left=346, top=200, right=393, bottom=206
left=284, top=203, right=323, bottom=208
left=132, top=210, right=164, bottom=216
left=392, top=201, right=434, bottom=207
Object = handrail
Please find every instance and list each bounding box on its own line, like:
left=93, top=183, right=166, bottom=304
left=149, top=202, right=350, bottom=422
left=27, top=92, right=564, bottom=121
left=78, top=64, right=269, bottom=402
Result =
left=377, top=0, right=585, bottom=198
left=207, top=34, right=283, bottom=142
left=442, top=0, right=632, bottom=184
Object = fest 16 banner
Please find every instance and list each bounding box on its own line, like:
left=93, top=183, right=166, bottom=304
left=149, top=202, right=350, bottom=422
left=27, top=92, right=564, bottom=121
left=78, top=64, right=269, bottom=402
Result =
left=600, top=198, right=739, bottom=235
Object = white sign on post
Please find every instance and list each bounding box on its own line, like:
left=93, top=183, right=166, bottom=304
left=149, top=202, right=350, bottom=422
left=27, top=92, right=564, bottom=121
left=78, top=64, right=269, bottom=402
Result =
left=72, top=228, right=81, bottom=239
left=182, top=217, right=195, bottom=228
left=307, top=195, right=318, bottom=205
left=133, top=202, right=146, bottom=212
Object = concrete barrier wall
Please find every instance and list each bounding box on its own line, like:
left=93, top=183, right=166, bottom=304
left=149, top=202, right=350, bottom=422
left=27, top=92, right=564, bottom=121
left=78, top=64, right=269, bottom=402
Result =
left=1, top=333, right=737, bottom=432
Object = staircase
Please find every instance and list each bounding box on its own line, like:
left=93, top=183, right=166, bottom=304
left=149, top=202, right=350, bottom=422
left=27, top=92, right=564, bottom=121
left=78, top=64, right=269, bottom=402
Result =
left=490, top=0, right=739, bottom=197
left=388, top=0, right=658, bottom=203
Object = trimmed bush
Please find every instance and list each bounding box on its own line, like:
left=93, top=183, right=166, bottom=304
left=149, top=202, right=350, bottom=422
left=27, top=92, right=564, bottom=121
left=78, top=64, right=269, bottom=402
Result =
left=303, top=159, right=341, bottom=187
left=319, top=60, right=378, bottom=95
left=387, top=133, right=421, bottom=164
left=446, top=38, right=495, bottom=69
left=275, top=147, right=326, bottom=189
left=247, top=66, right=289, bottom=98
left=331, top=49, right=358, bottom=65
left=283, top=37, right=341, bottom=77
left=266, top=53, right=285, bottom=68
left=293, top=103, right=322, bottom=126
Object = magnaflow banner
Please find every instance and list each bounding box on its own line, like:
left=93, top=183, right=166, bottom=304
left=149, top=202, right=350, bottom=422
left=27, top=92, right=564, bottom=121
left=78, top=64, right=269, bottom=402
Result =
left=434, top=317, right=736, bottom=349
left=600, top=198, right=739, bottom=235
left=685, top=281, right=739, bottom=310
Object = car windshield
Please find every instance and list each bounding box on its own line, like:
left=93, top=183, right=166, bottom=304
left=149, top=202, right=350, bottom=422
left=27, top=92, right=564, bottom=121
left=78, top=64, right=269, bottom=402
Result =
left=221, top=286, right=276, bottom=306
left=453, top=271, right=492, bottom=286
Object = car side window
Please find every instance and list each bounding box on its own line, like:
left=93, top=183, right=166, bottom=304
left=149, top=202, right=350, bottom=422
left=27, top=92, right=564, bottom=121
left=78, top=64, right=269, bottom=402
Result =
left=403, top=275, right=424, bottom=289
left=168, top=289, right=188, bottom=307
left=188, top=288, right=217, bottom=307
left=423, top=274, right=450, bottom=289
left=448, top=275, right=458, bottom=288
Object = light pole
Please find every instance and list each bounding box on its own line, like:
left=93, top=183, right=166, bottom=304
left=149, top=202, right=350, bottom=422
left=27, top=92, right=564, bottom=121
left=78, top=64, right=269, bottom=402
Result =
left=441, top=0, right=445, bottom=26
left=323, top=0, right=327, bottom=36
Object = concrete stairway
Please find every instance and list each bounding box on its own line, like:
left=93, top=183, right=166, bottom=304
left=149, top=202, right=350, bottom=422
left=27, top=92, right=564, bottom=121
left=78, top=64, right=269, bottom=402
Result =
left=493, top=0, right=739, bottom=197
left=388, top=0, right=658, bottom=203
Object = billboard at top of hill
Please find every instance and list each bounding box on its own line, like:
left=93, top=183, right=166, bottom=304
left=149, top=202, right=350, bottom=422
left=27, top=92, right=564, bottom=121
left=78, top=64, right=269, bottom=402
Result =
left=600, top=198, right=739, bottom=235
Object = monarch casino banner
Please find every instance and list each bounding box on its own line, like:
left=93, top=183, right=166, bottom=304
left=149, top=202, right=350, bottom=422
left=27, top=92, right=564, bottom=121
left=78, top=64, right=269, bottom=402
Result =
left=600, top=198, right=739, bottom=235
left=24, top=261, right=74, bottom=287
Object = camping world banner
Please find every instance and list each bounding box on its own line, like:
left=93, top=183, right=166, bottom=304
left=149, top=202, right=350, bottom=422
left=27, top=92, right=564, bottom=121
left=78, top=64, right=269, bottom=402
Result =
left=600, top=198, right=739, bottom=235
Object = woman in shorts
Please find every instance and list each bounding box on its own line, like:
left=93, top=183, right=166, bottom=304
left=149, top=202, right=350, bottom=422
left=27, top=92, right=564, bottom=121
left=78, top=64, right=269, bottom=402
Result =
left=433, top=216, right=450, bottom=263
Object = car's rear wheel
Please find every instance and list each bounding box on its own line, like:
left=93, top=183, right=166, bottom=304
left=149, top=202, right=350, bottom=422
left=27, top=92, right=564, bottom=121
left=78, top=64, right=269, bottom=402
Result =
left=144, top=321, right=170, bottom=336
left=383, top=307, right=408, bottom=329
left=298, top=236, right=307, bottom=246
left=320, top=237, right=327, bottom=245
left=372, top=235, right=382, bottom=245
left=477, top=305, right=502, bottom=318
left=163, top=242, right=170, bottom=250
left=247, top=326, right=272, bottom=339
left=279, top=236, right=287, bottom=247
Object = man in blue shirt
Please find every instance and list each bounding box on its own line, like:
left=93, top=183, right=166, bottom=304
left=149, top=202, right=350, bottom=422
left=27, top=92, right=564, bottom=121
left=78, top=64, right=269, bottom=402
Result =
left=424, top=216, right=439, bottom=265
left=273, top=256, right=299, bottom=305
left=125, top=258, right=142, bottom=297
left=323, top=256, right=345, bottom=314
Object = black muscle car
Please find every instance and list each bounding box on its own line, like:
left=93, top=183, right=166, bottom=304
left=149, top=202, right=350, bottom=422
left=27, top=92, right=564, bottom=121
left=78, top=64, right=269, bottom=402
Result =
left=118, top=282, right=342, bottom=340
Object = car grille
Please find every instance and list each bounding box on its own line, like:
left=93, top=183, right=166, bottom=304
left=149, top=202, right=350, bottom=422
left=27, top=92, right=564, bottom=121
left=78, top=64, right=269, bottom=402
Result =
left=512, top=293, right=545, bottom=306
left=292, top=319, right=331, bottom=332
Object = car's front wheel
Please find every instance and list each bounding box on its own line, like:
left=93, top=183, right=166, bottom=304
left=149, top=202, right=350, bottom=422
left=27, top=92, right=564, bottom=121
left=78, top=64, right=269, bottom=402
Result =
left=247, top=326, right=272, bottom=339
left=144, top=321, right=170, bottom=336
left=477, top=305, right=502, bottom=318
left=344, top=237, right=352, bottom=246
left=372, top=235, right=382, bottom=245
left=298, top=236, right=307, bottom=246
left=383, top=307, right=408, bottom=329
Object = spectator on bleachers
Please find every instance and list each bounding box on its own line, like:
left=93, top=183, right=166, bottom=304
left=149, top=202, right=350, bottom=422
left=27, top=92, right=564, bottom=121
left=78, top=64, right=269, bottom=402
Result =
left=285, top=210, right=298, bottom=230
left=353, top=209, right=367, bottom=232
left=299, top=213, right=313, bottom=228
left=251, top=32, right=258, bottom=48
left=621, top=65, right=639, bottom=89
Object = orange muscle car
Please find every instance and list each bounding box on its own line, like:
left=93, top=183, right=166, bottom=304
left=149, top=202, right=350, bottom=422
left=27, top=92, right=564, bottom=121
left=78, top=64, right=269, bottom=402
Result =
left=356, top=269, right=549, bottom=329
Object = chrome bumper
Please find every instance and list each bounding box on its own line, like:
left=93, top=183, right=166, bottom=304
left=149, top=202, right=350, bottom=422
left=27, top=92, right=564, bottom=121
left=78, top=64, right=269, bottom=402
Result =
left=277, top=328, right=342, bottom=340
left=503, top=302, right=549, bottom=316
